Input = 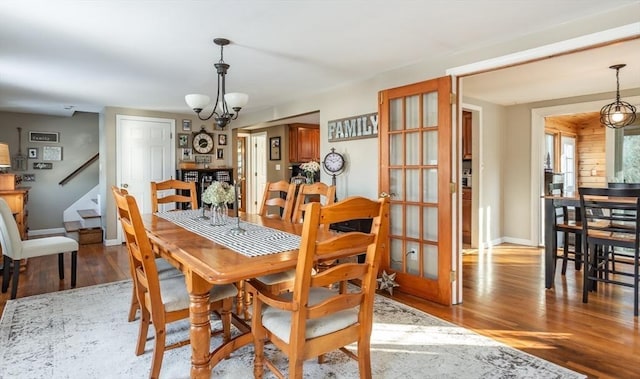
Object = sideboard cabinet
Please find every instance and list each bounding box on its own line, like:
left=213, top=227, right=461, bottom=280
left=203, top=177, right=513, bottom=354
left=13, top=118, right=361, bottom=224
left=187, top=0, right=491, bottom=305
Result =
left=0, top=187, right=30, bottom=240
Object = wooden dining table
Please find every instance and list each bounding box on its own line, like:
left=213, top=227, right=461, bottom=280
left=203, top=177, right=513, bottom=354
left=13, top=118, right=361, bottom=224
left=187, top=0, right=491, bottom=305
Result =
left=141, top=211, right=339, bottom=378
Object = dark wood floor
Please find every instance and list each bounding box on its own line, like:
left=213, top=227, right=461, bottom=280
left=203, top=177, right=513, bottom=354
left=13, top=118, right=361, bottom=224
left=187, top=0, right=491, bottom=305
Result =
left=1, top=243, right=638, bottom=378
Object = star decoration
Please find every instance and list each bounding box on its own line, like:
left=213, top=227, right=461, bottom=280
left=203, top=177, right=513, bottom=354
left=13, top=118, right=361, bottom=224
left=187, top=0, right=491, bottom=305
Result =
left=377, top=270, right=399, bottom=296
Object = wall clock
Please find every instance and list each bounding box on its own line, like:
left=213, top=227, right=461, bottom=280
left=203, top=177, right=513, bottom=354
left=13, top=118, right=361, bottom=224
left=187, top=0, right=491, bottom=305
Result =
left=322, top=148, right=346, bottom=202
left=192, top=127, right=214, bottom=154
left=322, top=147, right=345, bottom=175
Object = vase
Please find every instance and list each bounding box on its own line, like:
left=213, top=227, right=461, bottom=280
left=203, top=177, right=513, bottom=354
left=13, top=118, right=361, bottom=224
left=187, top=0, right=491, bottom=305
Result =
left=305, top=171, right=314, bottom=184
left=210, top=203, right=228, bottom=226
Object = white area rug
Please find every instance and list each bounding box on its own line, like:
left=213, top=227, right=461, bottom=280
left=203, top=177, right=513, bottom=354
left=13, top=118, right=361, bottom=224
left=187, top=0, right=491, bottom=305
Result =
left=0, top=281, right=585, bottom=379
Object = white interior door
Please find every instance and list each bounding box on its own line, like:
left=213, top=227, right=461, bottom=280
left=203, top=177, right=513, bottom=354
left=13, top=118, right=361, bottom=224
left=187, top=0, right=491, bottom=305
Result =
left=116, top=114, right=174, bottom=218
left=247, top=132, right=267, bottom=214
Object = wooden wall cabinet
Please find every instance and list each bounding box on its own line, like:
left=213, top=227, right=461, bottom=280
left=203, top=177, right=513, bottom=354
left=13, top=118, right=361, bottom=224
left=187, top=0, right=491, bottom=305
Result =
left=462, top=187, right=471, bottom=244
left=0, top=187, right=30, bottom=240
left=462, top=110, right=472, bottom=160
left=289, top=124, right=319, bottom=163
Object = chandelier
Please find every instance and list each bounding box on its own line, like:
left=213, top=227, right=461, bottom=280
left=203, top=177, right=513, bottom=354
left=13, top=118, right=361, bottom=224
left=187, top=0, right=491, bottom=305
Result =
left=599, top=64, right=637, bottom=129
left=185, top=38, right=248, bottom=129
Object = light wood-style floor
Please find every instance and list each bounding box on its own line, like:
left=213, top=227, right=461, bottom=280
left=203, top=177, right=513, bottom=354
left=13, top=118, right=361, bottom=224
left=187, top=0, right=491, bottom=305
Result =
left=1, top=243, right=638, bottom=378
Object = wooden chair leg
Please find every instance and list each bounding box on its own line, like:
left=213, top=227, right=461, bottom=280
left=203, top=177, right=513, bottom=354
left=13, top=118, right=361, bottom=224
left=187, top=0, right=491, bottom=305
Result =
left=71, top=251, right=77, bottom=287
left=58, top=253, right=65, bottom=280
left=149, top=326, right=166, bottom=379
left=563, top=233, right=569, bottom=274
left=10, top=259, right=20, bottom=299
left=2, top=255, right=10, bottom=293
left=574, top=233, right=582, bottom=271
left=128, top=287, right=140, bottom=322
left=136, top=308, right=151, bottom=356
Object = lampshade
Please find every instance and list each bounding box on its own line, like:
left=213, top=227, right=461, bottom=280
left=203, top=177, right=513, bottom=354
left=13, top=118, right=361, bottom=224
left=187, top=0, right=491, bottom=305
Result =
left=0, top=143, right=11, bottom=168
left=185, top=94, right=211, bottom=113
left=224, top=92, right=249, bottom=110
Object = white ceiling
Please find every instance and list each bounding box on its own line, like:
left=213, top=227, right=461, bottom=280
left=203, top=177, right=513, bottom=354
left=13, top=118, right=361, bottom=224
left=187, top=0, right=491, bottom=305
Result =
left=0, top=1, right=639, bottom=119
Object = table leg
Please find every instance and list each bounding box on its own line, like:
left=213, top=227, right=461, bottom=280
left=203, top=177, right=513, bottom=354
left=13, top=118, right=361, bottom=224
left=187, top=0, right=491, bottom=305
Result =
left=186, top=271, right=214, bottom=379
left=544, top=198, right=557, bottom=289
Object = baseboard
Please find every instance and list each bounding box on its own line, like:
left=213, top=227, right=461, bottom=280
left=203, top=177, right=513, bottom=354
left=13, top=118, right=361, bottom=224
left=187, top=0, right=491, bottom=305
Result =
left=28, top=228, right=66, bottom=237
left=501, top=236, right=536, bottom=246
left=103, top=238, right=122, bottom=247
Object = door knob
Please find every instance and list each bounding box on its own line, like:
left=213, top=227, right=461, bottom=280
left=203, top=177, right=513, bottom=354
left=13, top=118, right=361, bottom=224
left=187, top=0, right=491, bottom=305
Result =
left=122, top=183, right=129, bottom=188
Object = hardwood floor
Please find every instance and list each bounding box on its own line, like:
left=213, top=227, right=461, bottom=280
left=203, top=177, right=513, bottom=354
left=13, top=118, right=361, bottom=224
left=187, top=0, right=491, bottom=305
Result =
left=1, top=243, right=638, bottom=378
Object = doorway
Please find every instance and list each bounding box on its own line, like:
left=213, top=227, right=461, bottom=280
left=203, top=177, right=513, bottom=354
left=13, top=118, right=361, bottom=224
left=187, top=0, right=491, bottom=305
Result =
left=247, top=132, right=267, bottom=214
left=115, top=114, right=174, bottom=241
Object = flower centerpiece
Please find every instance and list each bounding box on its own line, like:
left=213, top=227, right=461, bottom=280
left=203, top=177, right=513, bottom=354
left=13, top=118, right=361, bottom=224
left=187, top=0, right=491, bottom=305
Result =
left=201, top=181, right=235, bottom=225
left=300, top=160, right=320, bottom=184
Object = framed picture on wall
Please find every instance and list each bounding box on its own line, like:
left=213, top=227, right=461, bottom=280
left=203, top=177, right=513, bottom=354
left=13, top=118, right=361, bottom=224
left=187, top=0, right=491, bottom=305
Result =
left=181, top=148, right=193, bottom=161
left=218, top=134, right=227, bottom=146
left=216, top=148, right=224, bottom=160
left=28, top=148, right=38, bottom=159
left=182, top=119, right=192, bottom=131
left=269, top=137, right=281, bottom=160
left=178, top=133, right=189, bottom=148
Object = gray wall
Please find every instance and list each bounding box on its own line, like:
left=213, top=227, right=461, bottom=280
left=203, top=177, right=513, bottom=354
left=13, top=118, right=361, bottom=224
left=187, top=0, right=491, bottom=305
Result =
left=0, top=111, right=99, bottom=230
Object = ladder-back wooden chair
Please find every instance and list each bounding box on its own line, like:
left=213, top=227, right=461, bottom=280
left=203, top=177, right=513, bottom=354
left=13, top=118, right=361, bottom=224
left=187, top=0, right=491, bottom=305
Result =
left=258, top=180, right=296, bottom=221
left=248, top=196, right=389, bottom=378
left=150, top=179, right=198, bottom=212
left=291, top=182, right=336, bottom=226
left=112, top=186, right=238, bottom=378
left=116, top=187, right=183, bottom=323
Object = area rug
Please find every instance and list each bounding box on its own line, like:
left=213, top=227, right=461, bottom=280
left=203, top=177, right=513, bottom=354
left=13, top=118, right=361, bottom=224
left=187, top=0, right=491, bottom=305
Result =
left=0, top=281, right=585, bottom=379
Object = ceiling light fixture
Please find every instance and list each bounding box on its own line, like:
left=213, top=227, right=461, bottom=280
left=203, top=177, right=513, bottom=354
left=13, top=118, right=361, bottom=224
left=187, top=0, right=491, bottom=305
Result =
left=600, top=64, right=637, bottom=129
left=185, top=38, right=248, bottom=129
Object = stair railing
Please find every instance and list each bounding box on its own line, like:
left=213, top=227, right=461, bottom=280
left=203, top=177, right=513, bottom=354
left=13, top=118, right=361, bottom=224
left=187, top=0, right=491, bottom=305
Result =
left=59, top=153, right=99, bottom=186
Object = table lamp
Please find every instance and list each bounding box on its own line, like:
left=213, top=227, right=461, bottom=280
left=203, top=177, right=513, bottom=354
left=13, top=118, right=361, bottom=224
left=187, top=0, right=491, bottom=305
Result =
left=0, top=143, right=11, bottom=172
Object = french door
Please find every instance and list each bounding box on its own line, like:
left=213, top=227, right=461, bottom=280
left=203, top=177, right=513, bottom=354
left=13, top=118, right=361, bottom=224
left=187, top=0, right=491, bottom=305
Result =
left=378, top=76, right=453, bottom=305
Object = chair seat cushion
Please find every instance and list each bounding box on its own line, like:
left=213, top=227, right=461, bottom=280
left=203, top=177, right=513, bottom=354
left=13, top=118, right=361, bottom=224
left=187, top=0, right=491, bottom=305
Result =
left=254, top=269, right=296, bottom=285
left=261, top=287, right=358, bottom=343
left=20, top=236, right=79, bottom=259
left=160, top=276, right=238, bottom=313
left=155, top=258, right=182, bottom=279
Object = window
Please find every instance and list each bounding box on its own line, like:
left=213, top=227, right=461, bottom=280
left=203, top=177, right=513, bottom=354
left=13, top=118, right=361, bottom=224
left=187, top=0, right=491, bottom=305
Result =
left=613, top=122, right=640, bottom=183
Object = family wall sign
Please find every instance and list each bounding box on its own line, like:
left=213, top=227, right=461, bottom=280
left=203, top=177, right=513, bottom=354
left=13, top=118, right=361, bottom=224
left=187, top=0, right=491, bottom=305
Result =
left=327, top=112, right=378, bottom=142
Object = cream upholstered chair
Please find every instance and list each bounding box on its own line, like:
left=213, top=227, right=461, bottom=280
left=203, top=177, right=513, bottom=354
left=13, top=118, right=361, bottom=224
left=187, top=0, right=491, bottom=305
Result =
left=112, top=186, right=238, bottom=379
left=150, top=179, right=198, bottom=212
left=258, top=180, right=296, bottom=220
left=291, top=182, right=336, bottom=225
left=247, top=196, right=390, bottom=378
left=0, top=198, right=78, bottom=299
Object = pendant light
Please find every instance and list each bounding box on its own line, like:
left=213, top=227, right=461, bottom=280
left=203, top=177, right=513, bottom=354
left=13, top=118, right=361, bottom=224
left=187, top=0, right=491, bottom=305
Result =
left=600, top=64, right=637, bottom=129
left=185, top=38, right=248, bottom=129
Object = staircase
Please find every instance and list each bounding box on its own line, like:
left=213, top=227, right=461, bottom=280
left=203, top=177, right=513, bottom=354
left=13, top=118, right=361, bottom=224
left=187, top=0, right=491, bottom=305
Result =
left=63, top=185, right=103, bottom=245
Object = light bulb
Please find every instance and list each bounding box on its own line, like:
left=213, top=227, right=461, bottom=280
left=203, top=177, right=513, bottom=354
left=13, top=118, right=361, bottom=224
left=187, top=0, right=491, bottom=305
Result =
left=611, top=110, right=624, bottom=123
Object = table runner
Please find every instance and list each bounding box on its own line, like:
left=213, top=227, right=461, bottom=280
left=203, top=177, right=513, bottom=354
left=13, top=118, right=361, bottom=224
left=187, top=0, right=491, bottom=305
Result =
left=155, top=209, right=301, bottom=257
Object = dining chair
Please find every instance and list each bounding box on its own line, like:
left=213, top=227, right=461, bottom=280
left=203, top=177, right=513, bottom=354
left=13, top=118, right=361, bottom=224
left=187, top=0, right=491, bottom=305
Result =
left=247, top=196, right=390, bottom=378
left=116, top=187, right=183, bottom=322
left=150, top=179, right=198, bottom=212
left=291, top=182, right=336, bottom=225
left=258, top=180, right=296, bottom=221
left=0, top=198, right=79, bottom=300
left=579, top=186, right=640, bottom=316
left=112, top=186, right=238, bottom=378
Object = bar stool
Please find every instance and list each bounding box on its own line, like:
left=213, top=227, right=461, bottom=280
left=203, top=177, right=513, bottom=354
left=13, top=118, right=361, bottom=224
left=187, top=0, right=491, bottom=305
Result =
left=554, top=205, right=583, bottom=275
